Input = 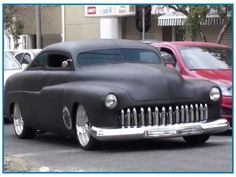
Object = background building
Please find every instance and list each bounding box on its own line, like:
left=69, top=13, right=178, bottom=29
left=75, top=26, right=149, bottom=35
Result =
left=4, top=5, right=232, bottom=50
left=4, top=6, right=62, bottom=50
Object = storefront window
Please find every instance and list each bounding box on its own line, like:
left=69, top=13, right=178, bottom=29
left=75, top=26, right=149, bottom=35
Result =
left=175, top=26, right=185, bottom=41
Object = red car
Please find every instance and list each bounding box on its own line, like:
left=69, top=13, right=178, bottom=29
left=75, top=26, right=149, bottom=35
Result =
left=150, top=41, right=232, bottom=125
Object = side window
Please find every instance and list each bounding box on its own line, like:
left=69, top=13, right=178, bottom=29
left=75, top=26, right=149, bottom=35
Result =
left=28, top=54, right=47, bottom=70
left=160, top=51, right=176, bottom=65
left=139, top=51, right=160, bottom=63
left=15, top=53, right=24, bottom=63
left=160, top=48, right=180, bottom=72
left=46, top=53, right=73, bottom=70
left=78, top=49, right=121, bottom=66
left=22, top=53, right=31, bottom=65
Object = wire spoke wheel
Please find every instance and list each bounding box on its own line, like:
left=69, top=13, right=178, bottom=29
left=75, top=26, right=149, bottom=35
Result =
left=76, top=105, right=91, bottom=147
left=75, top=105, right=98, bottom=150
left=13, top=103, right=24, bottom=135
left=12, top=103, right=36, bottom=139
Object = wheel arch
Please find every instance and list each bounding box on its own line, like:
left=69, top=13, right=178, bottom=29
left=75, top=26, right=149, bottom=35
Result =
left=9, top=102, right=15, bottom=120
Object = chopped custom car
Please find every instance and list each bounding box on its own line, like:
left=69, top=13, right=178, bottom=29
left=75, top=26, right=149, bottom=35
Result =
left=5, top=40, right=230, bottom=150
left=148, top=41, right=232, bottom=125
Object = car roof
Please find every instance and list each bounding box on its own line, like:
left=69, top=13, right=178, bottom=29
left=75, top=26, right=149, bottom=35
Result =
left=43, top=39, right=157, bottom=56
left=151, top=41, right=231, bottom=49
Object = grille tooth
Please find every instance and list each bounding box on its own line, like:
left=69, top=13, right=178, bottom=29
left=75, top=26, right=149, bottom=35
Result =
left=133, top=108, right=137, bottom=127
left=155, top=107, right=159, bottom=126
left=121, top=109, right=125, bottom=128
left=190, top=104, right=194, bottom=122
left=175, top=106, right=180, bottom=124
left=195, top=104, right=199, bottom=122
left=169, top=106, right=173, bottom=125
left=148, top=107, right=152, bottom=126
left=204, top=104, right=208, bottom=120
left=200, top=104, right=204, bottom=121
left=185, top=105, right=189, bottom=123
left=181, top=105, right=185, bottom=123
left=161, top=107, right=166, bottom=125
left=140, top=107, right=145, bottom=126
left=127, top=109, right=131, bottom=128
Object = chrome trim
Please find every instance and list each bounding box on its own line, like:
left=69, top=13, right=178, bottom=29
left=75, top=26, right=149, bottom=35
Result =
left=169, top=106, right=173, bottom=125
left=161, top=107, right=166, bottom=125
left=185, top=105, right=189, bottom=123
left=190, top=104, right=194, bottom=122
left=91, top=119, right=230, bottom=141
left=141, top=107, right=145, bottom=126
left=204, top=104, right=208, bottom=120
left=200, top=104, right=204, bottom=121
left=121, top=109, right=125, bottom=128
left=195, top=104, right=199, bottom=122
left=120, top=103, right=208, bottom=128
left=148, top=107, right=152, bottom=126
left=181, top=105, right=184, bottom=123
left=155, top=107, right=159, bottom=126
left=133, top=108, right=137, bottom=128
left=127, top=108, right=131, bottom=128
left=175, top=106, right=180, bottom=124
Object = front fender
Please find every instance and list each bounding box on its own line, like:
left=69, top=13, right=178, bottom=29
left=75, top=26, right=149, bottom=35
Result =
left=62, top=82, right=132, bottom=127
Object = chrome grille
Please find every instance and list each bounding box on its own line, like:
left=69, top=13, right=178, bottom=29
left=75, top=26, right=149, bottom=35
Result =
left=119, top=104, right=208, bottom=128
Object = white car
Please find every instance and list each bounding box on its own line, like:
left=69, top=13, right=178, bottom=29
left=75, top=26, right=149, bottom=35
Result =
left=4, top=51, right=23, bottom=85
left=9, top=49, right=42, bottom=66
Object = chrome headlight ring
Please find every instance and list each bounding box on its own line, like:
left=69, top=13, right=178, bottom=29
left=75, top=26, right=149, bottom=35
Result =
left=105, top=94, right=118, bottom=109
left=209, top=87, right=221, bottom=101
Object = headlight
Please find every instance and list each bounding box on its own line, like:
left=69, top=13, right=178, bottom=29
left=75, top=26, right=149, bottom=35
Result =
left=105, top=94, right=117, bottom=109
left=218, top=84, right=232, bottom=96
left=209, top=87, right=221, bottom=101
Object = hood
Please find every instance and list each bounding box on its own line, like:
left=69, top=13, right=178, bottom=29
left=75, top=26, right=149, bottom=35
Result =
left=77, top=63, right=195, bottom=101
left=192, top=69, right=232, bottom=86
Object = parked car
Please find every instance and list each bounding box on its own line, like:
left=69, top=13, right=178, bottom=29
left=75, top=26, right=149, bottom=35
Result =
left=14, top=49, right=42, bottom=66
left=148, top=41, right=232, bottom=125
left=4, top=51, right=22, bottom=85
left=5, top=40, right=229, bottom=150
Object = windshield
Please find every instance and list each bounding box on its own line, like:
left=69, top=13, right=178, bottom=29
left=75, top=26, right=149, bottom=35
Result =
left=77, top=48, right=162, bottom=66
left=4, top=52, right=21, bottom=70
left=179, top=47, right=231, bottom=70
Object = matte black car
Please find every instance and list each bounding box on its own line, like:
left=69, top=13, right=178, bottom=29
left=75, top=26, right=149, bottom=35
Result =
left=5, top=39, right=229, bottom=150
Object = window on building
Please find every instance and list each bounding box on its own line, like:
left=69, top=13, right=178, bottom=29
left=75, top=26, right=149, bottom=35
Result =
left=175, top=26, right=185, bottom=41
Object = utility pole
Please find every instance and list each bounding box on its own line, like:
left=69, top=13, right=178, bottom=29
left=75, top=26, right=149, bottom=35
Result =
left=142, top=7, right=145, bottom=40
left=36, top=6, right=42, bottom=48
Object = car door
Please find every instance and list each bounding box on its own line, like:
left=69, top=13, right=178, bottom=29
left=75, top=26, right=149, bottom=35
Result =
left=39, top=52, right=75, bottom=130
left=20, top=53, right=48, bottom=129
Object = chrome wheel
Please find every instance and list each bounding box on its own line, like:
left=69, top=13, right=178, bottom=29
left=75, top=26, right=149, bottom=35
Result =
left=13, top=103, right=24, bottom=136
left=76, top=105, right=91, bottom=147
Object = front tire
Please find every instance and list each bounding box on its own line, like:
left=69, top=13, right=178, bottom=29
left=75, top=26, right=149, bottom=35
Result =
left=12, top=103, right=36, bottom=139
left=75, top=105, right=99, bottom=150
left=183, top=134, right=210, bottom=145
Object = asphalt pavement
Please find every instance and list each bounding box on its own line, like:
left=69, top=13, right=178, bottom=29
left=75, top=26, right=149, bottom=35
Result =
left=3, top=124, right=232, bottom=172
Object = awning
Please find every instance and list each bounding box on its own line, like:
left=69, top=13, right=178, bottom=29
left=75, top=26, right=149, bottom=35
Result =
left=158, top=11, right=227, bottom=26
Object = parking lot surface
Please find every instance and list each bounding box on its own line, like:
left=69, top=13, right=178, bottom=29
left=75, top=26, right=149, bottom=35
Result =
left=4, top=124, right=232, bottom=172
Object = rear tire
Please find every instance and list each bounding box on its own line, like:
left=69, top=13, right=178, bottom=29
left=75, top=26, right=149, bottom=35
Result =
left=12, top=103, right=36, bottom=139
left=183, top=134, right=210, bottom=144
left=75, top=105, right=99, bottom=150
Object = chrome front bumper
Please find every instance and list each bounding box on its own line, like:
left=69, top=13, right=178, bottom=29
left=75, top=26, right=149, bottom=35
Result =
left=91, top=119, right=230, bottom=141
